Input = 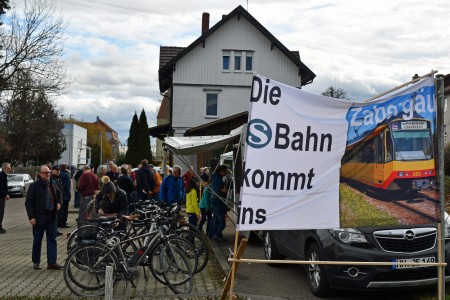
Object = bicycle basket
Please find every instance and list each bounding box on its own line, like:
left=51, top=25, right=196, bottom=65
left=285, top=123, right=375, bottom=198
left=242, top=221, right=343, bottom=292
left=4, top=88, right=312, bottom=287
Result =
left=76, top=219, right=102, bottom=240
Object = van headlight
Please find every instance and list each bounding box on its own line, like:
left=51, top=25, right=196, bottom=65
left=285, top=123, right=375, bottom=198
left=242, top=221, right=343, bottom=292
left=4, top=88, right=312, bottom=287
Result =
left=329, top=228, right=368, bottom=244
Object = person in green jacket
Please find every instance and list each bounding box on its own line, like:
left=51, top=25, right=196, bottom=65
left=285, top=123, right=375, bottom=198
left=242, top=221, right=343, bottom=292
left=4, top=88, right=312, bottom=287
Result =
left=198, top=180, right=212, bottom=237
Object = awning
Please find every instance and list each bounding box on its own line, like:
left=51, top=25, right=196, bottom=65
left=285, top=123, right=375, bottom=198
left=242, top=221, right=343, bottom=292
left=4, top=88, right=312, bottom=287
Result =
left=148, top=123, right=171, bottom=140
left=163, top=126, right=242, bottom=156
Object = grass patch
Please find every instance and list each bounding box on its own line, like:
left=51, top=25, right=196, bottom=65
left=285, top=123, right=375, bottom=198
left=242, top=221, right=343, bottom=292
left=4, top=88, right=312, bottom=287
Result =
left=339, top=183, right=400, bottom=227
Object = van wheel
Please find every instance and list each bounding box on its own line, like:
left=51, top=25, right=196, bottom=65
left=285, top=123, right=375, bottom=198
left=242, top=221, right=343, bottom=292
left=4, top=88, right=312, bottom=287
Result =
left=306, top=243, right=331, bottom=297
left=263, top=232, right=284, bottom=266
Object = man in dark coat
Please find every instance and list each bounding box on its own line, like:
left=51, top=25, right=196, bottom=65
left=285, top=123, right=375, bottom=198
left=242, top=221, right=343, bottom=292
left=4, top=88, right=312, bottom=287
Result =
left=136, top=159, right=155, bottom=201
left=57, top=164, right=71, bottom=228
left=0, top=162, right=12, bottom=234
left=106, top=163, right=119, bottom=184
left=25, top=165, right=63, bottom=270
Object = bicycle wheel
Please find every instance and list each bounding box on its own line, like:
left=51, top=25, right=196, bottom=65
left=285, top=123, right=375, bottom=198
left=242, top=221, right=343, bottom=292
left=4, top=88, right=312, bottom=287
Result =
left=176, top=229, right=209, bottom=273
left=162, top=244, right=193, bottom=294
left=64, top=243, right=119, bottom=297
left=148, top=237, right=197, bottom=285
left=66, top=229, right=78, bottom=253
left=121, top=239, right=138, bottom=259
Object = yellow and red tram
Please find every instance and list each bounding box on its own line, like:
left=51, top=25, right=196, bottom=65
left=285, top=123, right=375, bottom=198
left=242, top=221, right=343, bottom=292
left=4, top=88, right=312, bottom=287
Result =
left=341, top=118, right=435, bottom=194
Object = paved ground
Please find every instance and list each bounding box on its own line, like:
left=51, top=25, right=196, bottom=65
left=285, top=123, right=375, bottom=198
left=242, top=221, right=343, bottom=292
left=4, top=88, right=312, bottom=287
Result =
left=0, top=196, right=226, bottom=299
left=1, top=195, right=445, bottom=300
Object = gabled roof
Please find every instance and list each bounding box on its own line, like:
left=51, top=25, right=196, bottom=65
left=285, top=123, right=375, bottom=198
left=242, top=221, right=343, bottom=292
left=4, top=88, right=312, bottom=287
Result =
left=157, top=95, right=170, bottom=119
left=93, top=118, right=117, bottom=134
left=159, top=47, right=185, bottom=69
left=159, top=5, right=316, bottom=92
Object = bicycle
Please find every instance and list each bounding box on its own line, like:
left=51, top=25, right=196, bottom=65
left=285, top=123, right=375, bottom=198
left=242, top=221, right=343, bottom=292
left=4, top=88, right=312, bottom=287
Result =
left=64, top=213, right=197, bottom=297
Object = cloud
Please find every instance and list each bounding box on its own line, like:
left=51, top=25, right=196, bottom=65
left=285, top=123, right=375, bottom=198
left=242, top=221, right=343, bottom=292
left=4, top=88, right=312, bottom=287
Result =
left=41, top=0, right=450, bottom=146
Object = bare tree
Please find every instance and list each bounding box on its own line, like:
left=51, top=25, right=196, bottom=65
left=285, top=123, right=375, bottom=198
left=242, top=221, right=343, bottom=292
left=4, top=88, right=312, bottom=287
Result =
left=322, top=86, right=349, bottom=100
left=0, top=71, right=66, bottom=165
left=0, top=0, right=69, bottom=94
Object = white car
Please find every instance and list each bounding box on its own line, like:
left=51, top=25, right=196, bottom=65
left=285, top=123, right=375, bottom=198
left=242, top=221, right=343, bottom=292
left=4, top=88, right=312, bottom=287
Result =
left=7, top=173, right=34, bottom=197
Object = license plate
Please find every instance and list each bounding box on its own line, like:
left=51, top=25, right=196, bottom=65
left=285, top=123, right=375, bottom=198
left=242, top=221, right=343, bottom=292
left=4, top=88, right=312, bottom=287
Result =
left=393, top=257, right=435, bottom=269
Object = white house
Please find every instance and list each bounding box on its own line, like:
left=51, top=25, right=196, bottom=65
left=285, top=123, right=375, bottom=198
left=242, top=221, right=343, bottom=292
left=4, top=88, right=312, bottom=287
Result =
left=59, top=124, right=90, bottom=167
left=152, top=5, right=316, bottom=167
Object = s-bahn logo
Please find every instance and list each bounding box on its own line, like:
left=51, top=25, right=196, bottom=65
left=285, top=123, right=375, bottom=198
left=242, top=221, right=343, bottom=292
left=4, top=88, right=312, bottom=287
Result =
left=247, top=119, right=272, bottom=149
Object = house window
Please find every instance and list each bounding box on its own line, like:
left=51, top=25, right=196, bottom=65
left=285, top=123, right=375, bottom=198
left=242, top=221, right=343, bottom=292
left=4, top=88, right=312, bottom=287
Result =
left=246, top=52, right=253, bottom=71
left=206, top=93, right=218, bottom=117
left=223, top=52, right=230, bottom=71
left=234, top=54, right=241, bottom=71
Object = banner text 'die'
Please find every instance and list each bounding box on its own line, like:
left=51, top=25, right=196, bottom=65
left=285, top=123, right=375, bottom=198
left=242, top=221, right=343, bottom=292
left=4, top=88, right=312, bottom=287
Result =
left=238, top=75, right=437, bottom=231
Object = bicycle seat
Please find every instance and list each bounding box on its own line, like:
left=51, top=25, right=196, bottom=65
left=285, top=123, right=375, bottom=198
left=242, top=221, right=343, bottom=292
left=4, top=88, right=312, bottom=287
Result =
left=100, top=220, right=119, bottom=228
left=98, top=216, right=117, bottom=222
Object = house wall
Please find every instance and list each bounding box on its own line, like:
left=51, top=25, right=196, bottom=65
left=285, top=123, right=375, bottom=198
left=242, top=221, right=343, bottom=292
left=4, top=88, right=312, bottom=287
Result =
left=165, top=13, right=308, bottom=169
left=60, top=124, right=89, bottom=167
left=171, top=14, right=302, bottom=130
left=172, top=85, right=249, bottom=129
left=173, top=15, right=301, bottom=87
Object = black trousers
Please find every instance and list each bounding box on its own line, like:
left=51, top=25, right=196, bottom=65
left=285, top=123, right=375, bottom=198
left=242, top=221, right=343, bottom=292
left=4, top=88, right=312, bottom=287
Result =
left=0, top=197, right=5, bottom=229
left=57, top=199, right=70, bottom=227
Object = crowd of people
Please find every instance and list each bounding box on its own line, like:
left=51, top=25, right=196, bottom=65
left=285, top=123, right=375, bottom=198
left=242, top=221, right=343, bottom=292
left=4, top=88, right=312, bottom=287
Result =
left=0, top=159, right=233, bottom=270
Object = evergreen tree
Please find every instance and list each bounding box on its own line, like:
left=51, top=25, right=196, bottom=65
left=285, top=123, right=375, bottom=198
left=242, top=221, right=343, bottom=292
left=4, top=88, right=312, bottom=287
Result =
left=138, top=109, right=152, bottom=163
left=125, top=112, right=140, bottom=166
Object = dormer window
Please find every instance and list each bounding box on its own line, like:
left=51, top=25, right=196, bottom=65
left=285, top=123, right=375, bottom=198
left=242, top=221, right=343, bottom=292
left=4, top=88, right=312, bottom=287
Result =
left=234, top=54, right=241, bottom=71
left=222, top=51, right=230, bottom=71
left=222, top=50, right=253, bottom=73
left=246, top=52, right=253, bottom=71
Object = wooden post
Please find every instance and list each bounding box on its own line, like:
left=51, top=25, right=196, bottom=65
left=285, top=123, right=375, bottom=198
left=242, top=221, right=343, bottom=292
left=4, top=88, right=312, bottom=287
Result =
left=438, top=224, right=443, bottom=300
left=105, top=265, right=113, bottom=300
left=220, top=237, right=248, bottom=300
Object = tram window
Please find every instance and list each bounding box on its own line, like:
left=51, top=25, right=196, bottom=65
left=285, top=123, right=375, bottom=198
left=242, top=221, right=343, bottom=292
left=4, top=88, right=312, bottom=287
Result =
left=392, top=131, right=432, bottom=160
left=385, top=130, right=393, bottom=162
left=362, top=139, right=376, bottom=163
left=375, top=135, right=383, bottom=163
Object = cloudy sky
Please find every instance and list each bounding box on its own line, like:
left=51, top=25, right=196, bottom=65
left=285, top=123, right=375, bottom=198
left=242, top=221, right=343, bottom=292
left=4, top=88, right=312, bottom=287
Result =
left=14, top=0, right=450, bottom=144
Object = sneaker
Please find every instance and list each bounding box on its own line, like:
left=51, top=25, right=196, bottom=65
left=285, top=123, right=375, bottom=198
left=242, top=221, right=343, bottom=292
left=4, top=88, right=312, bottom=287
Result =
left=0, top=228, right=6, bottom=234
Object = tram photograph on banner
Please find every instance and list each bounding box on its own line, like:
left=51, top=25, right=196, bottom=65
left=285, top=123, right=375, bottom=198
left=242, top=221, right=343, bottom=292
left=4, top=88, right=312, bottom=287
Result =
left=341, top=118, right=435, bottom=199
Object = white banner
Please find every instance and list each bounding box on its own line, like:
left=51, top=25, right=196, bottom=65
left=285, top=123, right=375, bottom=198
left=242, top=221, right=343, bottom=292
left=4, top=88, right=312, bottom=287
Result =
left=238, top=75, right=353, bottom=230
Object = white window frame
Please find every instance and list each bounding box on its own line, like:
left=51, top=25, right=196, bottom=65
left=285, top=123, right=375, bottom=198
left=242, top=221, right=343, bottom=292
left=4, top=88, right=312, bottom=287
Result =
left=245, top=51, right=254, bottom=72
left=204, top=89, right=221, bottom=118
left=234, top=51, right=242, bottom=72
left=222, top=51, right=231, bottom=72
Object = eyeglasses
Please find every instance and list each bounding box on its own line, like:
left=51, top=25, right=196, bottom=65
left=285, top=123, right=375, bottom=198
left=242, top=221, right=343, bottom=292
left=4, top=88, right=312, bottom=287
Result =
left=40, top=171, right=51, bottom=174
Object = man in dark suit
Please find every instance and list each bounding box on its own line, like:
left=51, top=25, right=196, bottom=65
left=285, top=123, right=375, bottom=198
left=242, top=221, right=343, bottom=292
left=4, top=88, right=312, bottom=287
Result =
left=0, top=162, right=12, bottom=234
left=25, top=165, right=63, bottom=270
left=57, top=164, right=71, bottom=228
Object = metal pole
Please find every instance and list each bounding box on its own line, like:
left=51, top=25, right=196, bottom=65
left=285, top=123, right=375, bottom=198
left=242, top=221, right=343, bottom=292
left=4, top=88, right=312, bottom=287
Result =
left=435, top=73, right=446, bottom=300
left=100, top=130, right=103, bottom=166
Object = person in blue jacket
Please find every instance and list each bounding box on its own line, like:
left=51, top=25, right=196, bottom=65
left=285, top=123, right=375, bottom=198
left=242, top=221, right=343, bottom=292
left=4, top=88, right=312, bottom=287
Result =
left=159, top=165, right=185, bottom=204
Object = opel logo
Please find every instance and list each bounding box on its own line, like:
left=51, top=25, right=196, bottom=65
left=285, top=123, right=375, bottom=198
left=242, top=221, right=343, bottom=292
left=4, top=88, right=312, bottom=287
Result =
left=404, top=230, right=415, bottom=240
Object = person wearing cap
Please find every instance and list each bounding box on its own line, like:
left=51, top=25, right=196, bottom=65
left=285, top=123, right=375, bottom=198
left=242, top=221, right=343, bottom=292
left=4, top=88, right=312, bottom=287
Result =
left=58, top=164, right=72, bottom=229
left=77, top=165, right=99, bottom=222
left=95, top=176, right=127, bottom=226
left=50, top=166, right=64, bottom=236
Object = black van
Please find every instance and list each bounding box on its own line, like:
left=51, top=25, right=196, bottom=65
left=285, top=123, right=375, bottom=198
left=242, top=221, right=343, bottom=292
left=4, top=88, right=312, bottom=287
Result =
left=263, top=225, right=450, bottom=297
